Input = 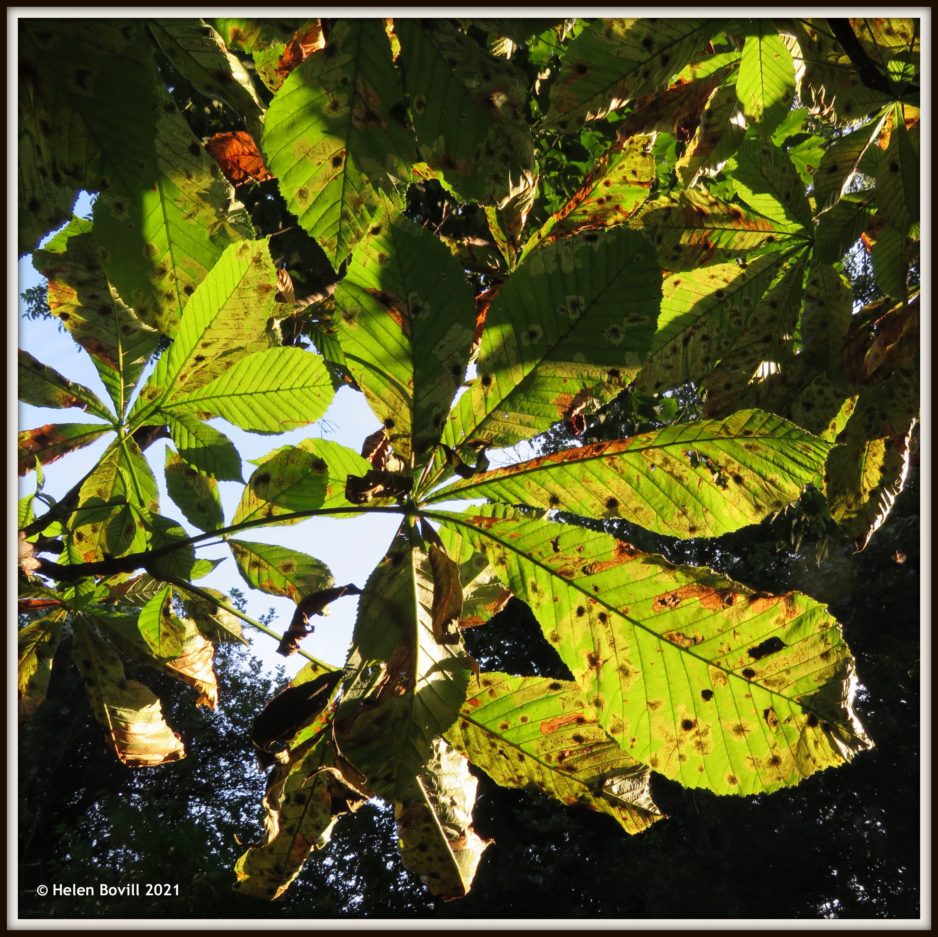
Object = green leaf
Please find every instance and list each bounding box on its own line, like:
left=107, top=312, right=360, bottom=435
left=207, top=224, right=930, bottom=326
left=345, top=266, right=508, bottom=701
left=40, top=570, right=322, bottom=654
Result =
left=446, top=672, right=662, bottom=834
left=18, top=614, right=66, bottom=720
left=71, top=619, right=185, bottom=767
left=438, top=228, right=661, bottom=457
left=132, top=239, right=278, bottom=420
left=826, top=368, right=918, bottom=550
left=395, top=739, right=489, bottom=899
left=180, top=588, right=245, bottom=644
left=165, top=448, right=224, bottom=532
left=92, top=95, right=255, bottom=337
left=166, top=347, right=334, bottom=434
left=436, top=507, right=872, bottom=794
left=146, top=21, right=264, bottom=129
left=813, top=113, right=885, bottom=212
left=211, top=19, right=301, bottom=52
left=728, top=137, right=812, bottom=231
left=675, top=76, right=745, bottom=187
left=814, top=190, right=875, bottom=264
left=333, top=214, right=477, bottom=461
left=634, top=189, right=798, bottom=273
left=32, top=218, right=160, bottom=416
left=546, top=19, right=715, bottom=132
left=396, top=20, right=534, bottom=206
left=875, top=116, right=919, bottom=234
left=143, top=514, right=199, bottom=582
left=234, top=732, right=366, bottom=900
left=871, top=226, right=910, bottom=301
left=18, top=423, right=109, bottom=477
left=18, top=349, right=112, bottom=420
left=736, top=22, right=796, bottom=136
left=233, top=439, right=371, bottom=526
left=261, top=20, right=415, bottom=269
left=335, top=534, right=473, bottom=799
left=792, top=21, right=897, bottom=122
left=229, top=539, right=334, bottom=603
left=430, top=410, right=831, bottom=539
left=635, top=249, right=806, bottom=394
left=18, top=22, right=159, bottom=254
left=520, top=134, right=655, bottom=262
left=166, top=413, right=243, bottom=482
left=136, top=586, right=188, bottom=661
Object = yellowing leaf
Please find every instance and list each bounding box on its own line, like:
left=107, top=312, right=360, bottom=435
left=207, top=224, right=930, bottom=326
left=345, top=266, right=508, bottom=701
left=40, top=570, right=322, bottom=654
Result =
left=234, top=732, right=367, bottom=900
left=71, top=620, right=185, bottom=767
left=437, top=507, right=872, bottom=794
left=431, top=410, right=830, bottom=539
left=261, top=20, right=415, bottom=269
left=395, top=740, right=489, bottom=899
left=229, top=539, right=334, bottom=603
left=447, top=673, right=662, bottom=835
left=18, top=614, right=66, bottom=720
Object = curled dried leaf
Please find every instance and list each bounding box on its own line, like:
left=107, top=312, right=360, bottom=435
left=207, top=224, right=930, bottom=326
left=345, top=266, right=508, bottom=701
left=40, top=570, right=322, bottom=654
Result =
left=205, top=130, right=272, bottom=186
left=277, top=584, right=362, bottom=656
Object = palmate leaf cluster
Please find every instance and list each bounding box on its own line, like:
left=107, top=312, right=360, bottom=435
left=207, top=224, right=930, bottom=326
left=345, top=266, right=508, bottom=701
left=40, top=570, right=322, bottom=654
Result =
left=17, top=17, right=919, bottom=903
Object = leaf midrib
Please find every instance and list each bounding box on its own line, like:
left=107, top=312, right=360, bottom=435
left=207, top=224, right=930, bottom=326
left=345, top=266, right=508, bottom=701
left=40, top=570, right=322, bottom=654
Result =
left=426, top=508, right=836, bottom=717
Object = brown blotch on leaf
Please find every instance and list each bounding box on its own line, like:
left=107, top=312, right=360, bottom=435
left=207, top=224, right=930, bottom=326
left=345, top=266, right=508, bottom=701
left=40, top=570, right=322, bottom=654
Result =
left=701, top=688, right=714, bottom=701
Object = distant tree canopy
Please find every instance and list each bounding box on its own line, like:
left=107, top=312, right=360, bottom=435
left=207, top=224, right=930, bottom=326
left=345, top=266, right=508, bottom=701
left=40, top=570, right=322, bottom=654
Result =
left=18, top=17, right=919, bottom=913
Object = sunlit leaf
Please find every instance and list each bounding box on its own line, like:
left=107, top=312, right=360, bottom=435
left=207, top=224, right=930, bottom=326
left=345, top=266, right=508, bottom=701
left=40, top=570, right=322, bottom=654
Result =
left=93, top=95, right=255, bottom=337
left=826, top=367, right=918, bottom=550
left=395, top=739, right=489, bottom=899
left=135, top=586, right=188, bottom=661
left=32, top=218, right=160, bottom=416
left=521, top=134, right=655, bottom=261
left=875, top=115, right=919, bottom=234
left=233, top=439, right=370, bottom=526
left=333, top=214, right=477, bottom=461
left=18, top=349, right=112, bottom=420
left=635, top=189, right=801, bottom=273
left=431, top=410, right=830, bottom=539
left=71, top=619, right=185, bottom=767
left=234, top=732, right=367, bottom=900
left=261, top=20, right=415, bottom=269
left=165, top=448, right=224, bottom=532
left=813, top=113, right=886, bottom=212
left=166, top=347, right=334, bottom=434
left=727, top=137, right=812, bottom=231
left=635, top=250, right=807, bottom=394
left=166, top=413, right=243, bottom=482
left=335, top=534, right=473, bottom=799
left=447, top=672, right=662, bottom=834
left=18, top=423, right=109, bottom=477
left=132, top=239, right=278, bottom=420
left=230, top=539, right=334, bottom=603
left=146, top=20, right=264, bottom=128
left=546, top=19, right=715, bottom=131
left=436, top=506, right=872, bottom=794
left=438, top=228, right=660, bottom=460
left=396, top=19, right=534, bottom=206
left=736, top=21, right=796, bottom=136
left=205, top=131, right=273, bottom=186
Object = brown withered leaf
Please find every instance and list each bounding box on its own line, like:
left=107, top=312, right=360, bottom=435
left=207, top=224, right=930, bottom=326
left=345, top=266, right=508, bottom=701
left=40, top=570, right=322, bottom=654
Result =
left=276, top=20, right=325, bottom=80
left=204, top=131, right=273, bottom=186
left=360, top=428, right=405, bottom=472
left=345, top=469, right=413, bottom=505
left=250, top=670, right=343, bottom=769
left=428, top=545, right=463, bottom=645
left=277, top=584, right=362, bottom=657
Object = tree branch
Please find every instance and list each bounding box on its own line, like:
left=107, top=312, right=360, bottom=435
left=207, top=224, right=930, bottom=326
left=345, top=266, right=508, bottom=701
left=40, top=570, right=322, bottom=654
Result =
left=33, top=505, right=403, bottom=583
left=827, top=19, right=895, bottom=98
